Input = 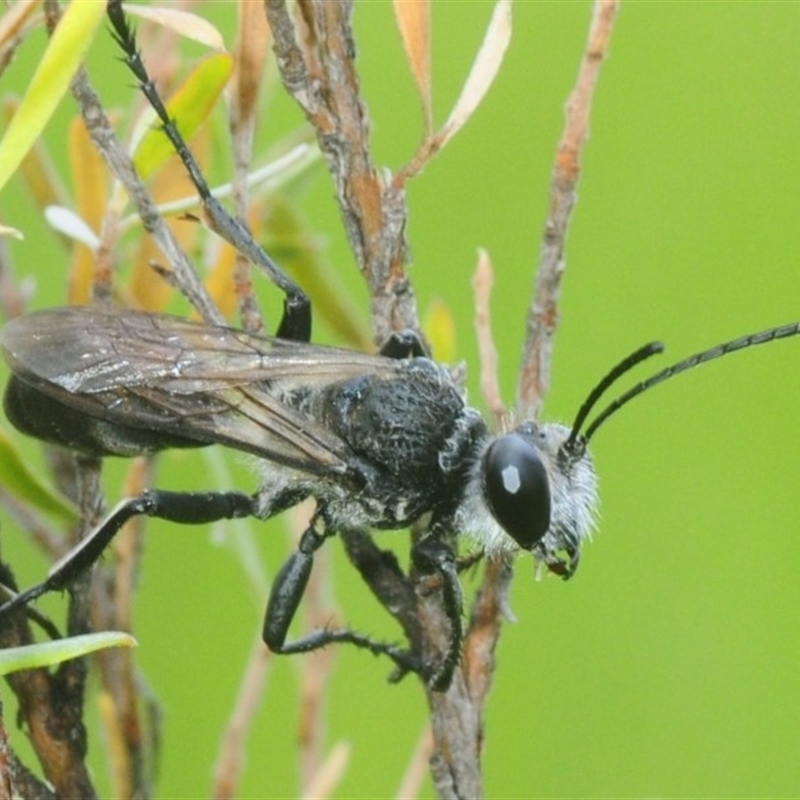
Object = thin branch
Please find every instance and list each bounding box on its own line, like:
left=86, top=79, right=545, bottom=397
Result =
left=295, top=500, right=338, bottom=792
left=0, top=706, right=55, bottom=799
left=0, top=587, right=79, bottom=799
left=301, top=741, right=351, bottom=800
left=90, top=457, right=154, bottom=800
left=230, top=1, right=271, bottom=333
left=421, top=4, right=619, bottom=796
left=0, top=458, right=100, bottom=800
left=339, top=527, right=420, bottom=664
left=69, top=68, right=223, bottom=324
left=517, top=0, right=620, bottom=419
left=394, top=724, right=434, bottom=800
left=261, top=4, right=616, bottom=798
left=212, top=636, right=271, bottom=800
left=427, top=672, right=483, bottom=800
left=265, top=0, right=418, bottom=343
left=472, top=248, right=506, bottom=428
left=464, top=557, right=514, bottom=706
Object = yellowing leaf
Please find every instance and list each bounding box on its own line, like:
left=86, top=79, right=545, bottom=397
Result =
left=203, top=240, right=240, bottom=319
left=132, top=52, right=234, bottom=180
left=68, top=116, right=108, bottom=304
left=423, top=298, right=457, bottom=363
left=203, top=205, right=255, bottom=320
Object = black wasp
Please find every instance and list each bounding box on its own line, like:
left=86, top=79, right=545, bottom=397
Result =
left=3, top=307, right=799, bottom=691
left=2, top=3, right=800, bottom=691
left=0, top=304, right=594, bottom=690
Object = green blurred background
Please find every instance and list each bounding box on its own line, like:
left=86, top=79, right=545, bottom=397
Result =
left=2, top=1, right=800, bottom=798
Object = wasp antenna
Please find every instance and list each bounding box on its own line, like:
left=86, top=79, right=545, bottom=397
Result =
left=106, top=0, right=213, bottom=202
left=566, top=341, right=664, bottom=449
left=582, top=321, right=800, bottom=444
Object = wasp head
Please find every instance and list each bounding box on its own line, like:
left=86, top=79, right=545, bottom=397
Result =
left=454, top=421, right=597, bottom=579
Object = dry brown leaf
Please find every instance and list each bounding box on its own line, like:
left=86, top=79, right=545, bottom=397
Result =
left=0, top=0, right=39, bottom=51
left=392, top=0, right=432, bottom=133
left=122, top=3, right=226, bottom=50
left=440, top=0, right=512, bottom=148
left=232, top=0, right=271, bottom=129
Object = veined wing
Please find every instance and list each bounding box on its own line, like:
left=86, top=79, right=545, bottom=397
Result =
left=0, top=306, right=402, bottom=478
left=1, top=305, right=394, bottom=392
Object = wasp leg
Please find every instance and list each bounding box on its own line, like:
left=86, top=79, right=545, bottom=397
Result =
left=263, top=526, right=422, bottom=675
left=0, top=490, right=257, bottom=619
left=411, top=536, right=463, bottom=691
left=106, top=1, right=311, bottom=342
left=378, top=329, right=430, bottom=359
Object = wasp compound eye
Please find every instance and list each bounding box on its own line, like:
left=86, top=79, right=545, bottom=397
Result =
left=482, top=433, right=551, bottom=549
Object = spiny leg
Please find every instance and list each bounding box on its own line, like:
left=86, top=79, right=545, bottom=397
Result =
left=263, top=525, right=422, bottom=676
left=0, top=489, right=257, bottom=619
left=105, top=0, right=311, bottom=342
left=0, top=570, right=62, bottom=640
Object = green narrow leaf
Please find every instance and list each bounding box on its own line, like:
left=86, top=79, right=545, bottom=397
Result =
left=0, top=426, right=77, bottom=522
left=0, top=1, right=107, bottom=193
left=0, top=632, right=137, bottom=675
left=133, top=52, right=234, bottom=180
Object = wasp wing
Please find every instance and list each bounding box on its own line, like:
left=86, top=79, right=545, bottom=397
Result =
left=1, top=306, right=400, bottom=478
